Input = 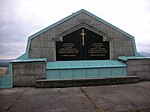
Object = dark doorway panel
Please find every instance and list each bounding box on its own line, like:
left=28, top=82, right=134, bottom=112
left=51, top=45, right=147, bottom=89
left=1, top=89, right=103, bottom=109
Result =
left=56, top=27, right=109, bottom=61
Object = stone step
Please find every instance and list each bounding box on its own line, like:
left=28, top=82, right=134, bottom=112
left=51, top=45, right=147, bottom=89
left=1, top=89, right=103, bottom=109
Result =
left=36, top=76, right=139, bottom=88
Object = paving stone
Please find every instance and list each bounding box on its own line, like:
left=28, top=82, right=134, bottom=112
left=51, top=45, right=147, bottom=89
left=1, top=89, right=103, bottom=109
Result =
left=1, top=82, right=150, bottom=112
left=83, top=82, right=150, bottom=112
left=0, top=87, right=94, bottom=112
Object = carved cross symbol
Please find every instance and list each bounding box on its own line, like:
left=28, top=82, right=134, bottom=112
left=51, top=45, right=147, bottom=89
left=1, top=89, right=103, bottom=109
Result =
left=81, top=29, right=86, bottom=46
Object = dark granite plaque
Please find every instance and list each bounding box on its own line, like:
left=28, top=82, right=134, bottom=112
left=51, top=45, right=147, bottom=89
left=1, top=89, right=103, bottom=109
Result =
left=56, top=28, right=82, bottom=60
left=56, top=27, right=109, bottom=61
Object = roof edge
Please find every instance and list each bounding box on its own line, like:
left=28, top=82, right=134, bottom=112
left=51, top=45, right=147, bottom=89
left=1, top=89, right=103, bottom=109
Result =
left=28, top=9, right=134, bottom=40
left=28, top=9, right=84, bottom=40
left=24, top=9, right=138, bottom=57
left=82, top=9, right=134, bottom=38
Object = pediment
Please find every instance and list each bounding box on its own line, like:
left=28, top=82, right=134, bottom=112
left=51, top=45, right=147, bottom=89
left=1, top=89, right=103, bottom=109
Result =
left=22, top=9, right=138, bottom=61
left=58, top=22, right=108, bottom=41
left=28, top=9, right=133, bottom=40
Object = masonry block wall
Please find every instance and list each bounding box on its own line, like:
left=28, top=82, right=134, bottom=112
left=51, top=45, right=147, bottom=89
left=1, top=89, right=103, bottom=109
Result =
left=13, top=62, right=46, bottom=86
left=29, top=13, right=134, bottom=61
left=126, top=59, right=150, bottom=81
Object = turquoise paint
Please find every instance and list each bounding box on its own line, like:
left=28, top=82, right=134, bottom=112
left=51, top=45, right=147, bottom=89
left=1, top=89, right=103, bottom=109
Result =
left=87, top=61, right=100, bottom=68
left=111, top=68, right=124, bottom=76
left=17, top=53, right=28, bottom=60
left=11, top=58, right=47, bottom=63
left=60, top=70, right=73, bottom=79
left=46, top=60, right=126, bottom=70
left=46, top=67, right=127, bottom=80
left=101, top=68, right=112, bottom=77
left=118, top=56, right=147, bottom=61
left=0, top=63, right=13, bottom=88
left=86, top=69, right=99, bottom=78
left=46, top=61, right=59, bottom=69
left=73, top=69, right=86, bottom=79
left=46, top=60, right=127, bottom=80
left=46, top=70, right=60, bottom=79
left=68, top=61, right=85, bottom=69
left=58, top=61, right=72, bottom=69
left=123, top=68, right=127, bottom=75
left=16, top=39, right=31, bottom=60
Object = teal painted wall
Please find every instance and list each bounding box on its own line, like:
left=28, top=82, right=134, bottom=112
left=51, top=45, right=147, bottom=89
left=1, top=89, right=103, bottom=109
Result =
left=0, top=63, right=13, bottom=88
left=46, top=67, right=127, bottom=80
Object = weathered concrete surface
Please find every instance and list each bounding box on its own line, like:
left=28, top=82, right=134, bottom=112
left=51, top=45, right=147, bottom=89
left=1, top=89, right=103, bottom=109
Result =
left=13, top=62, right=46, bottom=87
left=1, top=82, right=150, bottom=112
left=126, top=59, right=150, bottom=81
left=0, top=87, right=94, bottom=112
left=83, top=81, right=150, bottom=112
left=36, top=76, right=139, bottom=88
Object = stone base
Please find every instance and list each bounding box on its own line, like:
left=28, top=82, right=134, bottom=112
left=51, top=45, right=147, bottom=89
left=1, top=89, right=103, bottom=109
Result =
left=36, top=76, right=139, bottom=88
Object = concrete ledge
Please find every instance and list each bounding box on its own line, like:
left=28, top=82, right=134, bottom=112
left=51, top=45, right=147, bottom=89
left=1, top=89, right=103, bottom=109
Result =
left=36, top=76, right=139, bottom=88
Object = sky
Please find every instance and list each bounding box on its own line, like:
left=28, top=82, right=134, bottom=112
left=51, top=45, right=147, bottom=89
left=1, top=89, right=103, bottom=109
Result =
left=0, top=0, right=150, bottom=59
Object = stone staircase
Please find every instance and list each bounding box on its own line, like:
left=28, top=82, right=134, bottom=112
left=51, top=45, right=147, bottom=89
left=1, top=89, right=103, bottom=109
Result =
left=36, top=76, right=139, bottom=88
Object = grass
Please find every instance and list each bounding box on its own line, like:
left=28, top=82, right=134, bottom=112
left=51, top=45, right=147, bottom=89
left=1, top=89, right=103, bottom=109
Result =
left=0, top=67, right=8, bottom=76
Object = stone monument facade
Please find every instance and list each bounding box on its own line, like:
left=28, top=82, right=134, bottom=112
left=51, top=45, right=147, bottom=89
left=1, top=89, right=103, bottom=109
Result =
left=10, top=9, right=150, bottom=87
left=28, top=11, right=135, bottom=61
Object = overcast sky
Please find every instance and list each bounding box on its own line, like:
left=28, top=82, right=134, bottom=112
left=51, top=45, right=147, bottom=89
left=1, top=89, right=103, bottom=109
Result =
left=0, top=0, right=150, bottom=59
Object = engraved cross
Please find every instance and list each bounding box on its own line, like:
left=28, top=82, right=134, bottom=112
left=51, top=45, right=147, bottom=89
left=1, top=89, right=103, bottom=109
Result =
left=81, top=29, right=86, bottom=46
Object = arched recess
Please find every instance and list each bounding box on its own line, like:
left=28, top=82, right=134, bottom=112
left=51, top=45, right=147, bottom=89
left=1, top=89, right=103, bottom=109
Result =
left=54, top=23, right=112, bottom=61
